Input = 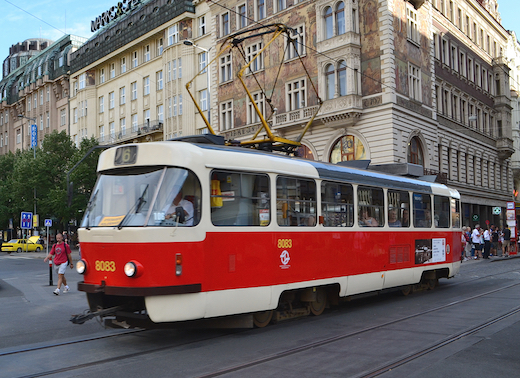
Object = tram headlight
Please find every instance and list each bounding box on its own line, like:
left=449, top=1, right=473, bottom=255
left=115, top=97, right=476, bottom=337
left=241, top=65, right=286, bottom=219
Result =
left=124, top=260, right=144, bottom=278
left=76, top=260, right=87, bottom=274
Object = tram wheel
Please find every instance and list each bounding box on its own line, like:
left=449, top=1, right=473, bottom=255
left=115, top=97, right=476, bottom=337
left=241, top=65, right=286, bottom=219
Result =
left=426, top=278, right=437, bottom=290
left=253, top=310, right=273, bottom=328
left=400, top=285, right=413, bottom=296
left=309, top=288, right=327, bottom=316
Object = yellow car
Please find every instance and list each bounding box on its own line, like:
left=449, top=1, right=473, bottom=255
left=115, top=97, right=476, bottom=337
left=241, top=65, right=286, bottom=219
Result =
left=1, top=238, right=44, bottom=253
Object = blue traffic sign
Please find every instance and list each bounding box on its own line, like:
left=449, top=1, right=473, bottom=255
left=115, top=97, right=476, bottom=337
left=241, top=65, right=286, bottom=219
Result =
left=44, top=219, right=52, bottom=227
left=21, top=212, right=33, bottom=229
left=31, top=124, right=37, bottom=148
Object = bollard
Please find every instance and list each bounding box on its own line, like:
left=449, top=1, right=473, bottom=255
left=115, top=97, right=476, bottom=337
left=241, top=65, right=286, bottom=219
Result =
left=49, top=260, right=53, bottom=286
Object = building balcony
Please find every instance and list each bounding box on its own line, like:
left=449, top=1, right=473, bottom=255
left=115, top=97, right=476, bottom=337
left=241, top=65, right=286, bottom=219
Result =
left=496, top=137, right=514, bottom=160
left=272, top=105, right=320, bottom=129
left=98, top=120, right=163, bottom=145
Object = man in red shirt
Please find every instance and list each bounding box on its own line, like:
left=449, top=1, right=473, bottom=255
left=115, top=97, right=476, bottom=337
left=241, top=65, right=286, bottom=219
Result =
left=44, top=233, right=73, bottom=295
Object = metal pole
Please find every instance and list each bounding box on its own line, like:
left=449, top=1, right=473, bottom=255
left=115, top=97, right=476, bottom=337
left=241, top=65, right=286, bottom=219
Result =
left=47, top=225, right=52, bottom=286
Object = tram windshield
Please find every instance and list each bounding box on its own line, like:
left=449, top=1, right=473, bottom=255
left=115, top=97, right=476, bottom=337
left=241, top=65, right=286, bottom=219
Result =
left=81, top=167, right=201, bottom=228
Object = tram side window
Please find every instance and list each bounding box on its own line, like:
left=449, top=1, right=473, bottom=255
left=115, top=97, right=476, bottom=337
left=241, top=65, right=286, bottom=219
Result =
left=357, top=186, right=384, bottom=227
left=413, top=193, right=431, bottom=228
left=321, top=181, right=354, bottom=227
left=210, top=170, right=270, bottom=226
left=451, top=198, right=461, bottom=228
left=387, top=190, right=410, bottom=227
left=434, top=195, right=450, bottom=228
left=277, top=176, right=317, bottom=227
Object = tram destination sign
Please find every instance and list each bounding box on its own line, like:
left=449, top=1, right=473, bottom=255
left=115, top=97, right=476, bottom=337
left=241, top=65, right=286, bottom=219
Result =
left=91, top=0, right=142, bottom=32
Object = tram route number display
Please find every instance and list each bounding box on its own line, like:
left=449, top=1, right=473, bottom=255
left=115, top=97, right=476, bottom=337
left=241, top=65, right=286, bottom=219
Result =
left=95, top=260, right=116, bottom=272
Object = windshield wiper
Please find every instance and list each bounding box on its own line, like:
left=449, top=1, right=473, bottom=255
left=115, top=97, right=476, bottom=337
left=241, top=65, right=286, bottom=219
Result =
left=85, top=189, right=99, bottom=230
left=117, top=184, right=149, bottom=230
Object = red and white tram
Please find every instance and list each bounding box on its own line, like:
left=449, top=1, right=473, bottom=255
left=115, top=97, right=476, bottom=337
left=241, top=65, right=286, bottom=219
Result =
left=74, top=138, right=462, bottom=328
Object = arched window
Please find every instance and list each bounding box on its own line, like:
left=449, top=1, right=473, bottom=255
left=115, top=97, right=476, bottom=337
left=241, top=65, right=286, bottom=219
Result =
left=325, top=64, right=335, bottom=100
left=338, top=60, right=347, bottom=96
left=336, top=2, right=345, bottom=35
left=324, top=7, right=333, bottom=39
left=407, top=136, right=424, bottom=165
left=296, top=144, right=315, bottom=160
left=330, top=135, right=366, bottom=163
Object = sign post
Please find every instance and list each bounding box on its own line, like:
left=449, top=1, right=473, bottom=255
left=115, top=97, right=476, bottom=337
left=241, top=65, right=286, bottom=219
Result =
left=20, top=212, right=32, bottom=253
left=44, top=219, right=53, bottom=286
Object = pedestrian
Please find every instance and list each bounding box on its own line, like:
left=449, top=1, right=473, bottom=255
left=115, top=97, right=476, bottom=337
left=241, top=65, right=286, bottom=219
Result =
left=490, top=225, right=499, bottom=257
left=503, top=226, right=511, bottom=257
left=464, top=226, right=472, bottom=260
left=471, top=224, right=482, bottom=259
left=43, top=233, right=73, bottom=295
left=483, top=226, right=491, bottom=259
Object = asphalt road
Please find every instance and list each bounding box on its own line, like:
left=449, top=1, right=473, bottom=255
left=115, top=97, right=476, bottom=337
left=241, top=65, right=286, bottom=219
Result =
left=1, top=250, right=519, bottom=377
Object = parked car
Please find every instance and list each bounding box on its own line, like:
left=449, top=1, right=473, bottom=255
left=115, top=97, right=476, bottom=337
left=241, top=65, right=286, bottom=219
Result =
left=1, top=238, right=44, bottom=253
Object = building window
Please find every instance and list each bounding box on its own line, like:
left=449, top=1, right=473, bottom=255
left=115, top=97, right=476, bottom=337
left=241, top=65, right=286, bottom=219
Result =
left=60, top=109, right=66, bottom=126
left=121, top=57, right=126, bottom=73
left=220, top=101, right=233, bottom=131
left=199, top=16, right=206, bottom=36
left=157, top=105, right=164, bottom=122
left=120, top=118, right=126, bottom=136
left=408, top=63, right=421, bottom=102
left=338, top=60, right=347, bottom=96
left=407, top=136, right=423, bottom=165
left=199, top=52, right=207, bottom=73
left=46, top=86, right=50, bottom=102
left=39, top=115, right=43, bottom=130
left=99, top=96, right=104, bottom=113
left=100, top=68, right=105, bottom=83
left=132, top=114, right=138, bottom=132
left=46, top=112, right=49, bottom=128
left=40, top=89, right=43, bottom=105
left=178, top=58, right=182, bottom=78
left=156, top=71, right=163, bottom=90
left=179, top=95, right=183, bottom=115
left=109, top=122, right=115, bottom=139
left=120, top=87, right=126, bottom=105
left=73, top=108, right=78, bottom=124
left=336, top=2, right=345, bottom=35
left=110, top=63, right=115, bottom=79
left=287, top=25, right=305, bottom=60
left=256, top=0, right=265, bottom=20
left=200, top=89, right=208, bottom=111
left=144, top=76, right=150, bottom=96
left=221, top=12, right=230, bottom=36
left=325, top=64, right=335, bottom=100
left=247, top=92, right=265, bottom=123
left=220, top=53, right=232, bottom=82
left=237, top=4, right=247, bottom=29
left=172, top=60, right=177, bottom=80
left=157, top=38, right=163, bottom=55
left=132, top=51, right=138, bottom=68
left=168, top=24, right=179, bottom=45
left=79, top=73, right=86, bottom=89
left=287, top=79, right=306, bottom=110
left=330, top=135, right=366, bottom=163
left=144, top=109, right=150, bottom=126
left=99, top=125, right=105, bottom=141
left=324, top=6, right=333, bottom=39
left=407, top=3, right=419, bottom=44
left=246, top=42, right=264, bottom=73
left=109, top=92, right=114, bottom=109
left=276, top=0, right=286, bottom=12
left=16, top=129, right=21, bottom=144
left=131, top=82, right=137, bottom=100
left=173, top=96, right=177, bottom=116
left=144, top=45, right=150, bottom=62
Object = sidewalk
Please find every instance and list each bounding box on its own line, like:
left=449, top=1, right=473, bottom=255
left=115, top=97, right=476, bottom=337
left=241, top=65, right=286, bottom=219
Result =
left=3, top=247, right=82, bottom=261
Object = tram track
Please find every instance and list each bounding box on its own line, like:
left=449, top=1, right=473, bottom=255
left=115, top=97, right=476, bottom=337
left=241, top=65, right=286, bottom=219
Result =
left=194, top=281, right=520, bottom=378
left=6, top=266, right=520, bottom=378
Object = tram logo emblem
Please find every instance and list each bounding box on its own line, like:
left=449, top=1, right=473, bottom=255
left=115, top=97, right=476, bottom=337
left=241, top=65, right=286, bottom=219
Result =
left=280, top=250, right=291, bottom=269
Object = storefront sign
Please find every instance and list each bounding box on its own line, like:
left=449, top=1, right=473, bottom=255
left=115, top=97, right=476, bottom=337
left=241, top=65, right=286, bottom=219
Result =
left=493, top=207, right=502, bottom=215
left=472, top=214, right=479, bottom=221
left=91, top=0, right=141, bottom=32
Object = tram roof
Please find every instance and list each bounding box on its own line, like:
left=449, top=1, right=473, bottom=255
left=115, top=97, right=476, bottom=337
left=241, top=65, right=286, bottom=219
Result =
left=99, top=141, right=457, bottom=197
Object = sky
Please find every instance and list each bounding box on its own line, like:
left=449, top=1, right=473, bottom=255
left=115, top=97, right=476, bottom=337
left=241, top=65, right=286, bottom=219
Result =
left=1, top=0, right=520, bottom=67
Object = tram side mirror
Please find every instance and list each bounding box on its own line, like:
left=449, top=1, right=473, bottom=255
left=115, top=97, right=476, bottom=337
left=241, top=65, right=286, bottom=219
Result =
left=175, top=207, right=185, bottom=223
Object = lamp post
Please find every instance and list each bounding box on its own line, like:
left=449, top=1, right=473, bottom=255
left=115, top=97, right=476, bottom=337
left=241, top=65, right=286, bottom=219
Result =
left=17, top=114, right=38, bottom=233
left=183, top=40, right=212, bottom=128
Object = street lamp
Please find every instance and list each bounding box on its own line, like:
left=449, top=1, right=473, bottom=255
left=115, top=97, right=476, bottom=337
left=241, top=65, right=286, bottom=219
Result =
left=183, top=40, right=212, bottom=128
left=17, top=114, right=38, bottom=233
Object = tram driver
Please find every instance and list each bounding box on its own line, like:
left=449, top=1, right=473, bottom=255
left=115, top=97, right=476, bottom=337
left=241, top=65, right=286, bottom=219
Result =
left=165, top=189, right=194, bottom=226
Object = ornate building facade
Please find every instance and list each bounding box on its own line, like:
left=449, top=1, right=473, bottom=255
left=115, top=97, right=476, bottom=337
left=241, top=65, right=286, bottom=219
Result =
left=69, top=0, right=213, bottom=146
left=0, top=35, right=86, bottom=153
left=208, top=0, right=513, bottom=227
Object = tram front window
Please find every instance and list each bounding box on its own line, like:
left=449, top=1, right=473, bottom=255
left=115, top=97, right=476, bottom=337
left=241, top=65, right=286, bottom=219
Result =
left=81, top=167, right=201, bottom=228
